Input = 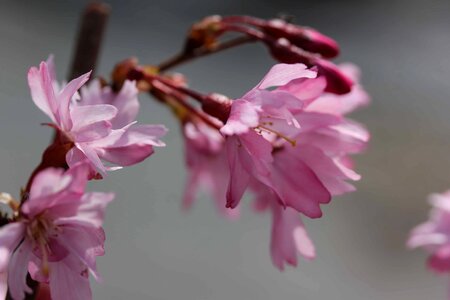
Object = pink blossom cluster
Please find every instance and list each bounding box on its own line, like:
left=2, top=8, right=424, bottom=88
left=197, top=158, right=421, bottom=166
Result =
left=408, top=191, right=450, bottom=296
left=182, top=63, right=369, bottom=269
left=0, top=12, right=376, bottom=300
left=0, top=58, right=166, bottom=299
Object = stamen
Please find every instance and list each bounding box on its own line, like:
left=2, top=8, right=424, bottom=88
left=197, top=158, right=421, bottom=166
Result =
left=0, top=193, right=19, bottom=213
left=38, top=236, right=50, bottom=277
left=256, top=125, right=296, bottom=147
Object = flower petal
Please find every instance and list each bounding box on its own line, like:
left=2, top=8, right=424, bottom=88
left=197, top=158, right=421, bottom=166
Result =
left=221, top=100, right=260, bottom=135
left=70, top=104, right=117, bottom=133
left=28, top=62, right=58, bottom=123
left=57, top=71, right=91, bottom=131
left=255, top=63, right=317, bottom=90
left=8, top=239, right=32, bottom=300
left=48, top=255, right=92, bottom=300
left=55, top=192, right=114, bottom=228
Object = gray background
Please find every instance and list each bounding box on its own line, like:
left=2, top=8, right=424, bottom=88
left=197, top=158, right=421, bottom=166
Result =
left=0, top=0, right=449, bottom=299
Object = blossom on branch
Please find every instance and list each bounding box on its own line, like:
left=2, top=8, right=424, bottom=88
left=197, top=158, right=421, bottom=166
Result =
left=221, top=63, right=368, bottom=216
left=28, top=57, right=167, bottom=177
left=408, top=191, right=450, bottom=273
left=0, top=163, right=113, bottom=300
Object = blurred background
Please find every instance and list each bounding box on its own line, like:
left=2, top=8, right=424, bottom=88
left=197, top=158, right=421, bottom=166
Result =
left=0, top=0, right=449, bottom=299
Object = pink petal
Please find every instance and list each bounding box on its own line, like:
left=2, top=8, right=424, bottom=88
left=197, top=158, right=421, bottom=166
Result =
left=279, top=76, right=327, bottom=106
left=238, top=130, right=273, bottom=176
left=56, top=225, right=106, bottom=280
left=0, top=272, right=6, bottom=300
left=0, top=222, right=26, bottom=271
left=225, top=136, right=250, bottom=208
left=294, top=145, right=358, bottom=196
left=24, top=164, right=89, bottom=218
left=28, top=62, right=58, bottom=123
left=271, top=206, right=315, bottom=271
left=57, top=71, right=91, bottom=131
left=45, top=55, right=57, bottom=85
left=48, top=255, right=92, bottom=300
left=28, top=168, right=69, bottom=200
left=255, top=63, right=317, bottom=90
left=72, top=120, right=112, bottom=143
left=75, top=144, right=106, bottom=176
left=70, top=104, right=117, bottom=132
left=109, top=80, right=140, bottom=128
left=100, top=144, right=154, bottom=167
left=271, top=148, right=330, bottom=218
left=221, top=100, right=260, bottom=135
left=113, top=124, right=167, bottom=147
left=8, top=239, right=32, bottom=300
left=55, top=192, right=114, bottom=228
left=80, top=80, right=140, bottom=128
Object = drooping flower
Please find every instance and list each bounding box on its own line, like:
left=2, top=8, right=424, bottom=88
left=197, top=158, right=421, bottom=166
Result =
left=0, top=162, right=113, bottom=300
left=219, top=62, right=369, bottom=269
left=408, top=191, right=450, bottom=274
left=251, top=181, right=315, bottom=270
left=28, top=57, right=167, bottom=176
left=182, top=121, right=238, bottom=218
left=221, top=63, right=369, bottom=218
left=221, top=63, right=320, bottom=209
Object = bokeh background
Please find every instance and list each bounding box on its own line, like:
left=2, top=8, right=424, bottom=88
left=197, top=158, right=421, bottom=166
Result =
left=1, top=0, right=450, bottom=299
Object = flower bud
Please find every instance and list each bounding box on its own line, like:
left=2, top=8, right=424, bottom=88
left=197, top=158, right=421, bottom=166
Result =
left=111, top=57, right=138, bottom=91
left=314, top=59, right=353, bottom=94
left=266, top=38, right=352, bottom=94
left=263, top=19, right=339, bottom=58
left=184, top=15, right=224, bottom=54
left=202, top=93, right=232, bottom=123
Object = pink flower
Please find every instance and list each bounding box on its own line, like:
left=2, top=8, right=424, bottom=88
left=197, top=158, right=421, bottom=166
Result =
left=218, top=62, right=369, bottom=269
left=252, top=181, right=315, bottom=270
left=0, top=163, right=113, bottom=300
left=221, top=63, right=321, bottom=209
left=408, top=191, right=450, bottom=273
left=221, top=63, right=369, bottom=216
left=28, top=57, right=167, bottom=176
left=182, top=121, right=238, bottom=219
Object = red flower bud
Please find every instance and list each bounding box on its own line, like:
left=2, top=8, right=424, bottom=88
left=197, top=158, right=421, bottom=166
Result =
left=201, top=93, right=231, bottom=123
left=314, top=59, right=353, bottom=95
left=266, top=39, right=352, bottom=94
left=263, top=19, right=339, bottom=58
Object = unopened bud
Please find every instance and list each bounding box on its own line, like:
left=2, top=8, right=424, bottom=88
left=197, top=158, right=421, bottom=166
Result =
left=263, top=19, right=339, bottom=58
left=314, top=59, right=353, bottom=94
left=111, top=57, right=139, bottom=91
left=184, top=15, right=224, bottom=54
left=202, top=93, right=232, bottom=123
left=265, top=38, right=352, bottom=95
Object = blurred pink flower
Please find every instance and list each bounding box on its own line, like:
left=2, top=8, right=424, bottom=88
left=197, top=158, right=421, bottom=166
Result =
left=221, top=63, right=320, bottom=209
left=28, top=57, right=167, bottom=176
left=182, top=121, right=239, bottom=219
left=221, top=63, right=369, bottom=217
left=252, top=181, right=315, bottom=270
left=0, top=163, right=113, bottom=300
left=218, top=63, right=369, bottom=269
left=408, top=191, right=450, bottom=273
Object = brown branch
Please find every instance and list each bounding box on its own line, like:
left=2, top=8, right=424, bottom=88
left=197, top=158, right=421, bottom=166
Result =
left=68, top=2, right=110, bottom=80
left=158, top=35, right=255, bottom=72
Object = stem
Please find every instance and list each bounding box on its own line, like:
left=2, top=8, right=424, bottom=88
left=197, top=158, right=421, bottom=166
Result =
left=68, top=2, right=110, bottom=80
left=140, top=72, right=222, bottom=130
left=143, top=72, right=207, bottom=104
left=158, top=35, right=255, bottom=71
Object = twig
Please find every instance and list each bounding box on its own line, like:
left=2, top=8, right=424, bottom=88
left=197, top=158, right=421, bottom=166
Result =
left=158, top=35, right=255, bottom=71
left=68, top=2, right=110, bottom=80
